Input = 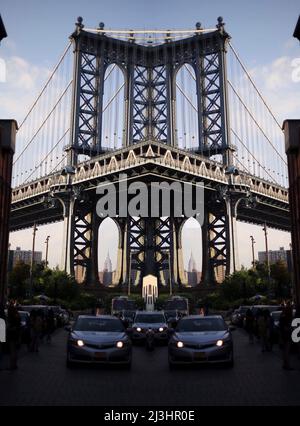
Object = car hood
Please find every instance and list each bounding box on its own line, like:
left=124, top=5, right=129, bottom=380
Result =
left=71, top=331, right=126, bottom=344
left=133, top=322, right=167, bottom=329
left=174, top=331, right=229, bottom=344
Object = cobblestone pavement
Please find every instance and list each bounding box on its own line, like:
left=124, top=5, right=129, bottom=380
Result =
left=0, top=328, right=300, bottom=406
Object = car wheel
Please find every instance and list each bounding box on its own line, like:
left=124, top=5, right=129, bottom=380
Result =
left=124, top=361, right=132, bottom=370
left=225, top=353, right=234, bottom=368
left=168, top=357, right=176, bottom=370
left=66, top=355, right=76, bottom=369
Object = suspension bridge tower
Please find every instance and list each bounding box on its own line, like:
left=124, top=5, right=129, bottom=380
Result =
left=53, top=16, right=241, bottom=290
left=10, top=17, right=289, bottom=294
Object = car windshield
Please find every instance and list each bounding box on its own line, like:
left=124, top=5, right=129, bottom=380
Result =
left=165, top=310, right=176, bottom=318
left=19, top=312, right=28, bottom=321
left=165, top=300, right=187, bottom=310
left=112, top=300, right=127, bottom=310
left=268, top=306, right=281, bottom=313
left=271, top=312, right=282, bottom=321
left=238, top=307, right=250, bottom=313
left=135, top=314, right=165, bottom=324
left=176, top=317, right=227, bottom=332
left=123, top=311, right=135, bottom=318
left=74, top=318, right=124, bottom=332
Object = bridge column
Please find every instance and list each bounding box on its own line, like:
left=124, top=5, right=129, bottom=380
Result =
left=55, top=191, right=76, bottom=276
left=53, top=188, right=100, bottom=284
left=81, top=209, right=101, bottom=286
left=176, top=219, right=188, bottom=287
left=201, top=205, right=228, bottom=284
left=114, top=218, right=127, bottom=286
left=201, top=187, right=248, bottom=284
left=224, top=194, right=240, bottom=275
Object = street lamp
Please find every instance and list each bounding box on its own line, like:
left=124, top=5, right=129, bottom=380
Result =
left=168, top=249, right=172, bottom=296
left=29, top=222, right=38, bottom=297
left=128, top=250, right=132, bottom=296
left=262, top=222, right=271, bottom=281
left=45, top=235, right=50, bottom=267
left=250, top=235, right=256, bottom=269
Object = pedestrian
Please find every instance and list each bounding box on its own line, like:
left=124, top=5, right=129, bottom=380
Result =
left=257, top=309, right=268, bottom=352
left=264, top=309, right=273, bottom=351
left=46, top=308, right=55, bottom=343
left=199, top=307, right=205, bottom=317
left=0, top=304, right=6, bottom=371
left=245, top=308, right=254, bottom=343
left=6, top=302, right=21, bottom=370
left=279, top=302, right=294, bottom=370
left=29, top=309, right=43, bottom=352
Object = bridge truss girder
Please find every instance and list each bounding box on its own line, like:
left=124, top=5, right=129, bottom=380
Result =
left=67, top=21, right=233, bottom=166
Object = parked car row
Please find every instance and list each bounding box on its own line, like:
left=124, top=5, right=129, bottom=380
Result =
left=231, top=305, right=281, bottom=327
left=65, top=312, right=235, bottom=369
left=19, top=305, right=70, bottom=328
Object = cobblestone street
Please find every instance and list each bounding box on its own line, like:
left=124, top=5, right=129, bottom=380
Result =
left=0, top=328, right=300, bottom=406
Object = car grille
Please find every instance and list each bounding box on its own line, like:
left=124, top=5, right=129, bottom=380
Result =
left=184, top=342, right=217, bottom=350
left=85, top=342, right=115, bottom=350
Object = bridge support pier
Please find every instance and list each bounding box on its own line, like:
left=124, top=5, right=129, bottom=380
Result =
left=53, top=188, right=100, bottom=285
left=201, top=188, right=243, bottom=285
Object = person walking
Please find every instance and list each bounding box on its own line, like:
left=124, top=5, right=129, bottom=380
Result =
left=0, top=304, right=6, bottom=371
left=46, top=309, right=55, bottom=343
left=6, top=302, right=21, bottom=370
left=279, top=303, right=294, bottom=370
left=257, top=309, right=268, bottom=352
left=245, top=308, right=254, bottom=343
left=264, top=309, right=274, bottom=352
left=29, top=310, right=43, bottom=352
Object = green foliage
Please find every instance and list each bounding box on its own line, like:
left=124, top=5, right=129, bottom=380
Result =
left=8, top=261, right=30, bottom=298
left=196, top=261, right=292, bottom=311
left=155, top=294, right=171, bottom=310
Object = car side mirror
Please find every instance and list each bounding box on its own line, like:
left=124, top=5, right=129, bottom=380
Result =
left=64, top=325, right=72, bottom=332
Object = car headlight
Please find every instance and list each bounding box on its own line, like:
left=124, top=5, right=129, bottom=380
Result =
left=159, top=327, right=164, bottom=332
left=77, top=339, right=85, bottom=347
left=216, top=340, right=223, bottom=347
left=136, top=327, right=142, bottom=332
left=177, top=341, right=184, bottom=348
left=116, top=341, right=124, bottom=348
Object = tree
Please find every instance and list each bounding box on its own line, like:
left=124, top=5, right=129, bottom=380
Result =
left=8, top=261, right=30, bottom=298
left=221, top=270, right=256, bottom=301
left=270, top=260, right=291, bottom=298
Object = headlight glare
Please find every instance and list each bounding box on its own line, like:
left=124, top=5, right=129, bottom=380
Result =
left=116, top=341, right=124, bottom=348
left=177, top=341, right=184, bottom=348
left=216, top=340, right=223, bottom=347
left=77, top=339, right=84, bottom=347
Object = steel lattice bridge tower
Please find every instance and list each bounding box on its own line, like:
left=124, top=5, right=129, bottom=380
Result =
left=10, top=17, right=290, bottom=289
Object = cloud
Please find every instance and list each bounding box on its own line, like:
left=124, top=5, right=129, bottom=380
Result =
left=249, top=55, right=300, bottom=121
left=0, top=55, right=50, bottom=121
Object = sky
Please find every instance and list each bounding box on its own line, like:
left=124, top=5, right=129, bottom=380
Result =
left=1, top=0, right=299, bottom=271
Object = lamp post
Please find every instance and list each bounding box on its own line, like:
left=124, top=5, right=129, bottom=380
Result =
left=250, top=235, right=256, bottom=269
left=168, top=250, right=172, bottom=296
left=262, top=223, right=271, bottom=281
left=45, top=235, right=50, bottom=267
left=128, top=251, right=132, bottom=296
left=29, top=223, right=38, bottom=297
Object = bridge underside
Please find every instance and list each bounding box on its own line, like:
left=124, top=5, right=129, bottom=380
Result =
left=10, top=141, right=290, bottom=287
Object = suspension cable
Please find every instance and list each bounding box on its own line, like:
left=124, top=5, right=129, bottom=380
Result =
left=18, top=42, right=72, bottom=131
